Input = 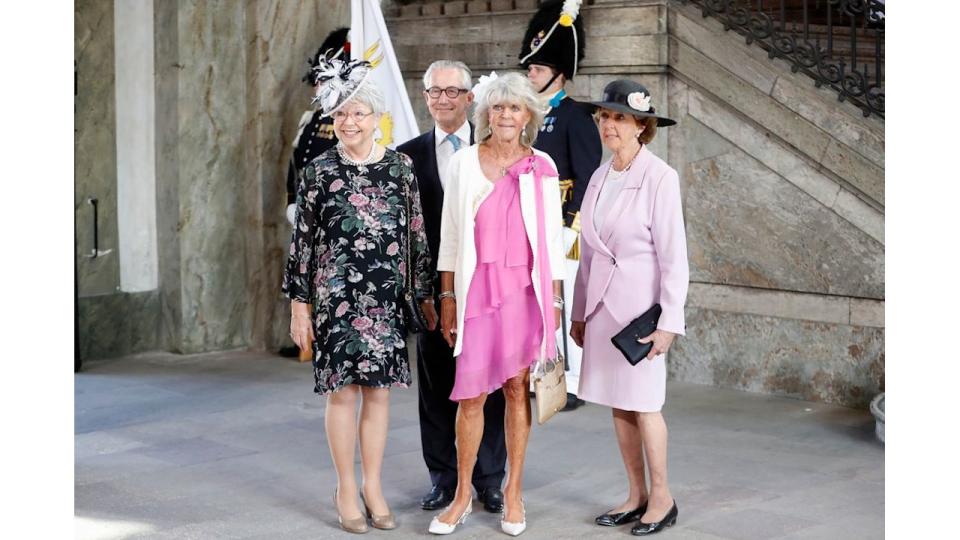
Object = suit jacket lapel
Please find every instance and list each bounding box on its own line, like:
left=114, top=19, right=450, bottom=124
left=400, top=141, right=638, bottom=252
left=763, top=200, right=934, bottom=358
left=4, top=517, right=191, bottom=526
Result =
left=599, top=146, right=651, bottom=245
left=424, top=130, right=440, bottom=188
left=583, top=161, right=615, bottom=259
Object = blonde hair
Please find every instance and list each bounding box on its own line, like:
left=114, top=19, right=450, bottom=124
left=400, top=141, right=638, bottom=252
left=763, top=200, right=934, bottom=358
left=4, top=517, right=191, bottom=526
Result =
left=473, top=72, right=546, bottom=147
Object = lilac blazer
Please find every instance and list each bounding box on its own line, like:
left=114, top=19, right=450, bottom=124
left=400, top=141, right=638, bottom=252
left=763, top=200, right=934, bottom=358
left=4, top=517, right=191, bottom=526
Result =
left=571, top=146, right=689, bottom=335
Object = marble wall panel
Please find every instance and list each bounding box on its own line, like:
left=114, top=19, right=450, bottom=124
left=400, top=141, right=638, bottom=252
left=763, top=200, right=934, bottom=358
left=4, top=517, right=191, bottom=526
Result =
left=76, top=0, right=120, bottom=297
left=670, top=308, right=885, bottom=408
left=685, top=149, right=884, bottom=299
left=78, top=291, right=160, bottom=360
left=154, top=0, right=183, bottom=352
left=173, top=0, right=252, bottom=352
left=247, top=1, right=350, bottom=352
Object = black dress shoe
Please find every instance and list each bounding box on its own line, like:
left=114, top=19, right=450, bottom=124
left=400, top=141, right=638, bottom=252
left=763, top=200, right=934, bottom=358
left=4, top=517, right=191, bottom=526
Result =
left=595, top=503, right=648, bottom=526
left=278, top=346, right=300, bottom=358
left=420, top=485, right=454, bottom=511
left=477, top=487, right=504, bottom=513
left=561, top=392, right=585, bottom=411
left=631, top=501, right=678, bottom=536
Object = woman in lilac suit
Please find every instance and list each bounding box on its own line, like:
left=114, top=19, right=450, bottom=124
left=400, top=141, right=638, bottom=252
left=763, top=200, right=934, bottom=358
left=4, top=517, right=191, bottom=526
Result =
left=570, top=80, right=688, bottom=537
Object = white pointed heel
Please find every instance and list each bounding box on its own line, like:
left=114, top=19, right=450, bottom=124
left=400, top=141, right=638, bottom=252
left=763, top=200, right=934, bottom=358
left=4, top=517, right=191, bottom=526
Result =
left=500, top=498, right=526, bottom=536
left=428, top=501, right=472, bottom=535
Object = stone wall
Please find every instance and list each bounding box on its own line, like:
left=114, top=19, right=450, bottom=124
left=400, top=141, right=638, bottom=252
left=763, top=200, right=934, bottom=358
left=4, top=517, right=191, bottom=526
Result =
left=77, top=0, right=350, bottom=358
left=76, top=0, right=162, bottom=359
left=385, top=0, right=884, bottom=407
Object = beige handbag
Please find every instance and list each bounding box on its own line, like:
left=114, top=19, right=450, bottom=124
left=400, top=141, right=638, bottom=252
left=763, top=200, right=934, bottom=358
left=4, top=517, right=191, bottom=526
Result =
left=532, top=352, right=567, bottom=425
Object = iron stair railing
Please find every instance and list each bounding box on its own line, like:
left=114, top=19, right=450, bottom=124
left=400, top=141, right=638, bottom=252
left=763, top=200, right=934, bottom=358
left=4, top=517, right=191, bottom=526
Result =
left=681, top=0, right=884, bottom=118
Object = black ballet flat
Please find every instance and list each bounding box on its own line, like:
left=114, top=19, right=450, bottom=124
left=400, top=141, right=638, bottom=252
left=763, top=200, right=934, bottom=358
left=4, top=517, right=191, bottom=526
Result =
left=595, top=503, right=647, bottom=526
left=630, top=501, right=678, bottom=536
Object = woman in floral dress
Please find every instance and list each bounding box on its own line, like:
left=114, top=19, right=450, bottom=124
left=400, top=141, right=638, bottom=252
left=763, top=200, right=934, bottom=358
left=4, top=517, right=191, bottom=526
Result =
left=284, top=58, right=436, bottom=534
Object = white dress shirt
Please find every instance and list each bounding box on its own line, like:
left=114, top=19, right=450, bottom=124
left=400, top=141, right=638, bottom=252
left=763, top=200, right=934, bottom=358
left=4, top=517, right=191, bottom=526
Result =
left=434, top=121, right=471, bottom=190
left=593, top=167, right=627, bottom=232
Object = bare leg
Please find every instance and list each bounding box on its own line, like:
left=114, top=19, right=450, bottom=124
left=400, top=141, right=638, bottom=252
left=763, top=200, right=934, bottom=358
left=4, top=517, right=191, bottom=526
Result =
left=436, top=393, right=487, bottom=525
left=610, top=408, right=650, bottom=513
left=358, top=386, right=391, bottom=515
left=501, top=368, right=532, bottom=523
left=326, top=385, right=363, bottom=519
left=638, top=411, right=674, bottom=522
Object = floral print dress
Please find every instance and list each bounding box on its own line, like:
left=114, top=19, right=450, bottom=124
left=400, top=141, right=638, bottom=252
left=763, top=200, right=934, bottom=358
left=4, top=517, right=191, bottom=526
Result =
left=283, top=147, right=434, bottom=395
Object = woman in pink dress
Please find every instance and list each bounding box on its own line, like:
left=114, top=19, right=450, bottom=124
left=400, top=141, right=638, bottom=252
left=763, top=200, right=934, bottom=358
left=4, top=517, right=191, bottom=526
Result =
left=571, top=80, right=688, bottom=536
left=429, top=72, right=566, bottom=536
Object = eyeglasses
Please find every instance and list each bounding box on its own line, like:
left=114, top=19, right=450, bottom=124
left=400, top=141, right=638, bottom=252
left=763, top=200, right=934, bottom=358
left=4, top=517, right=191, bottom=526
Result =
left=332, top=109, right=375, bottom=122
left=425, top=86, right=469, bottom=99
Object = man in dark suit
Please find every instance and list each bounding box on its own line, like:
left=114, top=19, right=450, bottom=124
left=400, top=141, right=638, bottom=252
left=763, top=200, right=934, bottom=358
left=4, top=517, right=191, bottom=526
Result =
left=397, top=60, right=507, bottom=514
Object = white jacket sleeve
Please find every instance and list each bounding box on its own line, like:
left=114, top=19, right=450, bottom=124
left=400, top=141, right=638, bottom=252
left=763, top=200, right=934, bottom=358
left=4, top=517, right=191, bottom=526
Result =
left=437, top=152, right=461, bottom=273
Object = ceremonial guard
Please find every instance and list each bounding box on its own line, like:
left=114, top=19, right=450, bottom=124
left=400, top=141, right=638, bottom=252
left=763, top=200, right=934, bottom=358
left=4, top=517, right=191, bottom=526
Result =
left=284, top=27, right=350, bottom=227
left=519, top=0, right=601, bottom=409
left=280, top=28, right=349, bottom=359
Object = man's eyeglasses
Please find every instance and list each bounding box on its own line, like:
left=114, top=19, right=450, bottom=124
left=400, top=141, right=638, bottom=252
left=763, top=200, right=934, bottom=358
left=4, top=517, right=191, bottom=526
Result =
left=332, top=110, right=375, bottom=122
left=425, top=87, right=469, bottom=99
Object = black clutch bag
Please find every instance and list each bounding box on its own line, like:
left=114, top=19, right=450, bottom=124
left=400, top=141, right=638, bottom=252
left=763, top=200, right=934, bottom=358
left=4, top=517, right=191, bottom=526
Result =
left=611, top=304, right=662, bottom=366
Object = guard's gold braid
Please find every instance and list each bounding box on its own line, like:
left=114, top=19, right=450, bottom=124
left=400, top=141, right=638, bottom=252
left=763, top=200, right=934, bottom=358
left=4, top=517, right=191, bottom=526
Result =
left=558, top=179, right=574, bottom=203
left=566, top=211, right=581, bottom=260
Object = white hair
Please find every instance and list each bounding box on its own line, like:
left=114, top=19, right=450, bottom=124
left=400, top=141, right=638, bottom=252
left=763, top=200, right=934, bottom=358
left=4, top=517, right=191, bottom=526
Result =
left=344, top=80, right=386, bottom=115
left=422, top=60, right=473, bottom=90
left=473, top=72, right=545, bottom=147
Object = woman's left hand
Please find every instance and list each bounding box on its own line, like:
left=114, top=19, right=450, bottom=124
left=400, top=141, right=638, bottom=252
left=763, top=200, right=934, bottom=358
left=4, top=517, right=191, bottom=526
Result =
left=637, top=329, right=676, bottom=360
left=554, top=307, right=562, bottom=331
left=421, top=301, right=439, bottom=331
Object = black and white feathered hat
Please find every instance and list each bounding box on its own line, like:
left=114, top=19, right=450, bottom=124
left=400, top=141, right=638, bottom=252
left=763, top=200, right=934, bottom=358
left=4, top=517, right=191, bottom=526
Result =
left=518, top=0, right=585, bottom=81
left=302, top=27, right=351, bottom=86
left=309, top=56, right=372, bottom=117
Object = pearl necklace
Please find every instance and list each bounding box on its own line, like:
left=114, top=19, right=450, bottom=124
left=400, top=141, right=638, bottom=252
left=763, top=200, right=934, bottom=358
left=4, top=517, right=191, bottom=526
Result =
left=603, top=145, right=642, bottom=184
left=337, top=142, right=378, bottom=166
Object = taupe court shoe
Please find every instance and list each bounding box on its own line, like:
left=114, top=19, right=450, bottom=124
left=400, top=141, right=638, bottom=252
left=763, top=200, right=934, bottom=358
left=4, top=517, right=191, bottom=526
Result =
left=360, top=491, right=397, bottom=530
left=333, top=489, right=369, bottom=534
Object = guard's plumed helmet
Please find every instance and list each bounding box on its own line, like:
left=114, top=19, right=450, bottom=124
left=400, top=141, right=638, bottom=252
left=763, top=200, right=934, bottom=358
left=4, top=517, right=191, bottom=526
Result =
left=518, top=0, right=585, bottom=80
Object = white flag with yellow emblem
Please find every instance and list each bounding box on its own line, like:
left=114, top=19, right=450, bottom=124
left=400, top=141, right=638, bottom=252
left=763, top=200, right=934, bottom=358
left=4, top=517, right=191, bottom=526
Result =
left=350, top=0, right=419, bottom=148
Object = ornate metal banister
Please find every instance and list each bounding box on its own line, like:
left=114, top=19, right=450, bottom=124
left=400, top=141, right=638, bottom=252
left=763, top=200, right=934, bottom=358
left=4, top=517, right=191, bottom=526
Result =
left=682, top=0, right=884, bottom=118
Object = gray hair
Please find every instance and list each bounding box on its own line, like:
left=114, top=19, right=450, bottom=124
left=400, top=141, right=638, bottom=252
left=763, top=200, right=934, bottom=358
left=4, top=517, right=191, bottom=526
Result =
left=343, top=80, right=386, bottom=115
left=473, top=72, right=545, bottom=147
left=422, top=60, right=473, bottom=90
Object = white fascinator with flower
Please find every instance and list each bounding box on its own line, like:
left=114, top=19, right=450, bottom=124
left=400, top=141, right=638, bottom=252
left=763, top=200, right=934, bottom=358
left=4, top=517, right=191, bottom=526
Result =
left=471, top=71, right=499, bottom=105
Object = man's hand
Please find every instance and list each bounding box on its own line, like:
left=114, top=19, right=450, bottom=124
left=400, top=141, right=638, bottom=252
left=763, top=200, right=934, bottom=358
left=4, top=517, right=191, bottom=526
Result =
left=421, top=301, right=438, bottom=331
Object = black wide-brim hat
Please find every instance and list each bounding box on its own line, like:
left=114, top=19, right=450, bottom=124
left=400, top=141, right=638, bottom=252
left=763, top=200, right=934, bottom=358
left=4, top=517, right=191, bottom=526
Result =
left=586, top=80, right=676, bottom=127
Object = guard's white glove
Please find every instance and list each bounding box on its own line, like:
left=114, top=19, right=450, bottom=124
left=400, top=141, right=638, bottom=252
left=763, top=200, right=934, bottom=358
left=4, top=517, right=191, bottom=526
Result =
left=286, top=203, right=297, bottom=226
left=561, top=226, right=578, bottom=254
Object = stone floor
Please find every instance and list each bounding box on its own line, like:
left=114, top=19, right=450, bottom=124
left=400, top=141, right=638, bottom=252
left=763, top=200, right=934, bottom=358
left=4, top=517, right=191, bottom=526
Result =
left=76, top=349, right=884, bottom=539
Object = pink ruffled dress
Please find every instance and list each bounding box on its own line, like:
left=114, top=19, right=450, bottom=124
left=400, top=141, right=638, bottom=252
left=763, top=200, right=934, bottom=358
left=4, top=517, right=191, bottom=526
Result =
left=450, top=166, right=544, bottom=401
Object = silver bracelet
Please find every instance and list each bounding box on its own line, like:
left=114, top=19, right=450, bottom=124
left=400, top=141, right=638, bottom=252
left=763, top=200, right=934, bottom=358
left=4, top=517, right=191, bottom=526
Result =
left=438, top=291, right=456, bottom=300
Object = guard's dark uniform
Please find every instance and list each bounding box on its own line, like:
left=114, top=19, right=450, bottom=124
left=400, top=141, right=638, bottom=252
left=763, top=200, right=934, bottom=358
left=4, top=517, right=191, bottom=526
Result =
left=519, top=0, right=599, bottom=406
left=285, top=27, right=350, bottom=207
left=286, top=111, right=337, bottom=204
left=534, top=96, right=602, bottom=228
